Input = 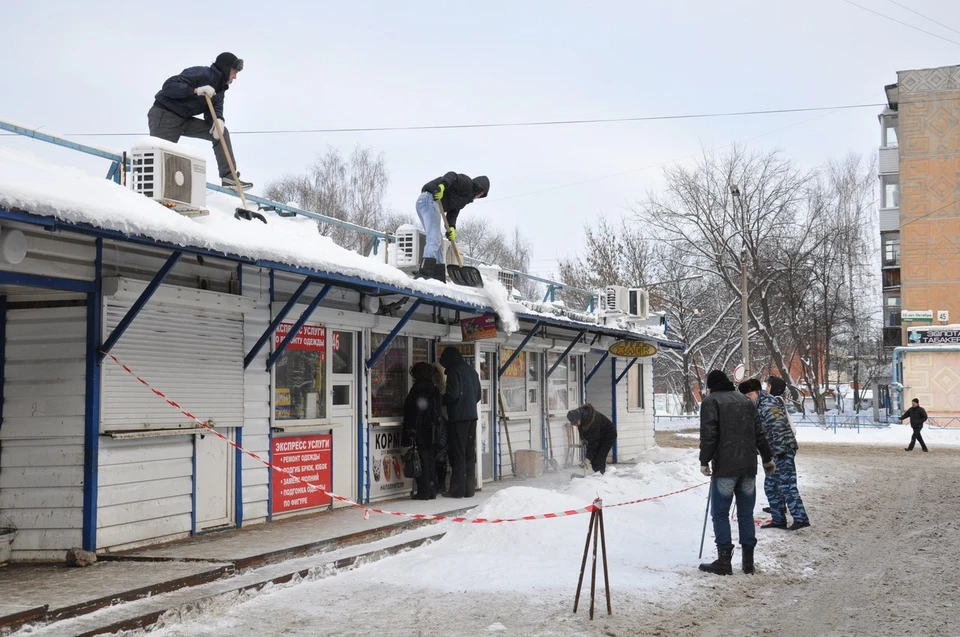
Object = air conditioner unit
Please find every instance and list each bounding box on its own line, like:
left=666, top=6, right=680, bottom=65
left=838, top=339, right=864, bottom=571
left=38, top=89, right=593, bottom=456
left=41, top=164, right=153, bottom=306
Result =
left=130, top=141, right=207, bottom=215
left=627, top=288, right=649, bottom=319
left=604, top=285, right=628, bottom=314
left=394, top=224, right=425, bottom=273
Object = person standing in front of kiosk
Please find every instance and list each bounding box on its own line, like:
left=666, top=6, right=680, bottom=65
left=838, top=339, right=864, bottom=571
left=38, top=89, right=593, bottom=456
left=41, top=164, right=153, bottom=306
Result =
left=439, top=347, right=481, bottom=498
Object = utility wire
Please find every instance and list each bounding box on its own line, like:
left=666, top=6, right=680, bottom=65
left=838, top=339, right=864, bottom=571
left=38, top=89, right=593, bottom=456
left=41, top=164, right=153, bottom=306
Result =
left=885, top=0, right=960, bottom=37
left=843, top=0, right=960, bottom=46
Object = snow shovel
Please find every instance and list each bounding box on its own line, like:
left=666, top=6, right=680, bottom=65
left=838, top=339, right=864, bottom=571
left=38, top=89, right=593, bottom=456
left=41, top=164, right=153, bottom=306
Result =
left=436, top=200, right=483, bottom=287
left=544, top=418, right=560, bottom=472
left=203, top=94, right=266, bottom=224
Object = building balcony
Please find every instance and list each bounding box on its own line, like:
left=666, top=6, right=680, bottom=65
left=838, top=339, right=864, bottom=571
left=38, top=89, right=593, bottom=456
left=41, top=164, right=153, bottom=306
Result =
left=883, top=326, right=902, bottom=348
left=878, top=146, right=899, bottom=174
left=879, top=207, right=900, bottom=232
left=882, top=268, right=901, bottom=289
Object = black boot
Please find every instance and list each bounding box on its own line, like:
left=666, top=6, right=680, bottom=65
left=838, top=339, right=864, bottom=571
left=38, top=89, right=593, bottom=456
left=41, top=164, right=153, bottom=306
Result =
left=699, top=546, right=733, bottom=576
left=432, top=262, right=447, bottom=283
left=417, top=258, right=436, bottom=279
left=742, top=545, right=755, bottom=574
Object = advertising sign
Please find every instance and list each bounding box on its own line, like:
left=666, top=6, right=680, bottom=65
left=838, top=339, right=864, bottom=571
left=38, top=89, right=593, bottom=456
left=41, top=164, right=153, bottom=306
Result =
left=608, top=340, right=658, bottom=358
left=460, top=313, right=498, bottom=342
left=901, top=310, right=933, bottom=323
left=369, top=425, right=412, bottom=500
left=271, top=434, right=332, bottom=514
left=275, top=322, right=326, bottom=353
left=908, top=328, right=960, bottom=345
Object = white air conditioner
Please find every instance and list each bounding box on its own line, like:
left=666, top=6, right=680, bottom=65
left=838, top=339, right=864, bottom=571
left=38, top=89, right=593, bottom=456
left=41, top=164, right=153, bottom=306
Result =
left=603, top=285, right=628, bottom=314
left=627, top=288, right=649, bottom=319
left=394, top=224, right=425, bottom=272
left=130, top=142, right=207, bottom=215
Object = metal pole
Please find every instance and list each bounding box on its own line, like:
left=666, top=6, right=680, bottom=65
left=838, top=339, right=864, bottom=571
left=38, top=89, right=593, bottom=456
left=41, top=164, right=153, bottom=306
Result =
left=741, top=245, right=750, bottom=374
left=698, top=481, right=712, bottom=559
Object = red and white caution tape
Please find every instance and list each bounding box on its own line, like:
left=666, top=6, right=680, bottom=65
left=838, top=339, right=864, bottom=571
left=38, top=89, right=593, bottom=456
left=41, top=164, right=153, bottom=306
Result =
left=103, top=352, right=706, bottom=524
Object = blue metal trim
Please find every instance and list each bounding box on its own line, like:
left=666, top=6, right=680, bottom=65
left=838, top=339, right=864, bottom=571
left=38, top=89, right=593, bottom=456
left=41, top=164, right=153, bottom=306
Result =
left=265, top=284, right=332, bottom=371
left=543, top=285, right=555, bottom=303
left=356, top=331, right=366, bottom=504
left=546, top=331, right=586, bottom=378
left=0, top=120, right=125, bottom=162
left=0, top=270, right=95, bottom=293
left=611, top=358, right=618, bottom=463
left=97, top=251, right=182, bottom=361
left=235, top=427, right=243, bottom=528
left=365, top=298, right=423, bottom=370
left=106, top=162, right=119, bottom=181
left=244, top=276, right=314, bottom=369
left=585, top=352, right=609, bottom=385
left=492, top=349, right=500, bottom=480
left=0, top=297, right=6, bottom=433
left=615, top=357, right=638, bottom=385
left=82, top=238, right=103, bottom=551
left=267, top=270, right=276, bottom=521
left=191, top=435, right=198, bottom=534
left=498, top=320, right=543, bottom=377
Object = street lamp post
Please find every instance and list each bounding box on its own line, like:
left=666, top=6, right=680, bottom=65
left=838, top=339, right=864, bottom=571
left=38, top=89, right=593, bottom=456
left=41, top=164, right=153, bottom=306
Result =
left=730, top=184, right=749, bottom=375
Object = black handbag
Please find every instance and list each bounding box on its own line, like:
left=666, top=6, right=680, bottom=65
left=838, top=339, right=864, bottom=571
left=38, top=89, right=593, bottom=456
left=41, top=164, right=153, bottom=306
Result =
left=402, top=444, right=422, bottom=479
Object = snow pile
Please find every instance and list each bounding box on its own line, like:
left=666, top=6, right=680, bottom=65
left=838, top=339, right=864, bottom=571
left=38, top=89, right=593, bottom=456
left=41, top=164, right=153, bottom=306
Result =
left=0, top=144, right=517, bottom=331
left=353, top=447, right=708, bottom=596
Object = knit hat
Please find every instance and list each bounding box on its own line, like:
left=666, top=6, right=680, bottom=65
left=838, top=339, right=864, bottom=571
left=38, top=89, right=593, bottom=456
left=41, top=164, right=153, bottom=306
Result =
left=767, top=376, right=787, bottom=397
left=706, top=370, right=731, bottom=391
left=738, top=378, right=762, bottom=394
left=566, top=408, right=581, bottom=424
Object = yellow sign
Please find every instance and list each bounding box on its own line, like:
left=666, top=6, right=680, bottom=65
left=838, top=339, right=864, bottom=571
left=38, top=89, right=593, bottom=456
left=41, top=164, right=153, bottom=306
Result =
left=608, top=340, right=657, bottom=358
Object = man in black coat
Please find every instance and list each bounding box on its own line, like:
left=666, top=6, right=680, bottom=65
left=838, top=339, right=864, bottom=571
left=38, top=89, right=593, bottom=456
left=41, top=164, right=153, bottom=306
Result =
left=699, top=370, right=775, bottom=576
left=148, top=52, right=251, bottom=191
left=439, top=347, right=481, bottom=497
left=415, top=172, right=489, bottom=282
left=566, top=404, right=617, bottom=474
left=402, top=362, right=441, bottom=500
left=900, top=398, right=929, bottom=452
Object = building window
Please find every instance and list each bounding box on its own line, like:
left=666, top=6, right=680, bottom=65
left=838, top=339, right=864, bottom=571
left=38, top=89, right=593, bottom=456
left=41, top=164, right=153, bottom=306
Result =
left=628, top=362, right=646, bottom=410
left=501, top=349, right=528, bottom=412
left=881, top=175, right=899, bottom=209
left=882, top=233, right=901, bottom=266
left=886, top=295, right=901, bottom=307
left=882, top=115, right=899, bottom=147
left=370, top=334, right=409, bottom=418
left=547, top=353, right=571, bottom=412
left=274, top=323, right=327, bottom=421
left=527, top=351, right=540, bottom=406
left=332, top=331, right=353, bottom=374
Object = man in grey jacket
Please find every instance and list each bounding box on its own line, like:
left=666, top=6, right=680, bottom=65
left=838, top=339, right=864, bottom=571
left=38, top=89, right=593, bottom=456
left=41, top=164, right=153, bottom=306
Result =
left=699, top=370, right=775, bottom=576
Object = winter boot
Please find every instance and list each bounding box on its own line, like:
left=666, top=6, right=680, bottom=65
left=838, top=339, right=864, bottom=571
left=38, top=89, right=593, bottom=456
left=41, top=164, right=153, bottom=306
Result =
left=416, top=258, right=437, bottom=280
left=432, top=262, right=447, bottom=283
left=698, top=546, right=734, bottom=576
left=742, top=545, right=755, bottom=574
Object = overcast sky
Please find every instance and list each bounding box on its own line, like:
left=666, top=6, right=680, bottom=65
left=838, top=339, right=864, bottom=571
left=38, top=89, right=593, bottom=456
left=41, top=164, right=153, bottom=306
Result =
left=2, top=0, right=959, bottom=280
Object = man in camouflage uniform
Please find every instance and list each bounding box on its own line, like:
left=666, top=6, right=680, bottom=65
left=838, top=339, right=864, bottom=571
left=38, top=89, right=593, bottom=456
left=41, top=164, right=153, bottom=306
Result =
left=739, top=377, right=810, bottom=531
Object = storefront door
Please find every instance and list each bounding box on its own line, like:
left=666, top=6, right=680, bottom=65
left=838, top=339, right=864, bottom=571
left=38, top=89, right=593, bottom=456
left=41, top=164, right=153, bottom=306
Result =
left=478, top=348, right=495, bottom=482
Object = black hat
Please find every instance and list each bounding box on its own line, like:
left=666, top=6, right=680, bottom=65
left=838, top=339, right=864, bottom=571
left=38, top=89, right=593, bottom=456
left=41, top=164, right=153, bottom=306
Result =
left=215, top=52, right=243, bottom=77
left=566, top=408, right=581, bottom=424
left=767, top=376, right=787, bottom=397
left=738, top=378, right=762, bottom=394
left=410, top=361, right=434, bottom=382
left=706, top=370, right=730, bottom=391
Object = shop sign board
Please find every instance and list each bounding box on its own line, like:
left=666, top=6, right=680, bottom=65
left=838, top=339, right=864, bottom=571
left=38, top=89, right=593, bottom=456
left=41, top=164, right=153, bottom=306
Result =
left=275, top=322, right=326, bottom=353
left=370, top=425, right=412, bottom=499
left=908, top=328, right=960, bottom=345
left=608, top=340, right=658, bottom=358
left=461, top=313, right=498, bottom=342
left=901, top=310, right=933, bottom=323
left=271, top=434, right=332, bottom=513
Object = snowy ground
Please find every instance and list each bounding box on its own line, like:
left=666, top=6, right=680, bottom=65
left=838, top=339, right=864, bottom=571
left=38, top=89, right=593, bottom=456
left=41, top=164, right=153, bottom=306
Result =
left=675, top=422, right=960, bottom=448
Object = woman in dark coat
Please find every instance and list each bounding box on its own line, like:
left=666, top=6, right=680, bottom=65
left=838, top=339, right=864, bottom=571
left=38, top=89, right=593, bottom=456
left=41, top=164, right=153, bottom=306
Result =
left=567, top=404, right=618, bottom=474
left=402, top=362, right=441, bottom=500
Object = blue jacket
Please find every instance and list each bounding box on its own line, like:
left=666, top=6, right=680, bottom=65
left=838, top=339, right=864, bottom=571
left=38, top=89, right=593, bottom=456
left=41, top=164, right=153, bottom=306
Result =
left=153, top=65, right=228, bottom=121
left=756, top=390, right=798, bottom=456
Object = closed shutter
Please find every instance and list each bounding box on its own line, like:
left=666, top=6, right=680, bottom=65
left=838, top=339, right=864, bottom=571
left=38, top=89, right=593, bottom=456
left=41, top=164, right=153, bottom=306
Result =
left=102, top=300, right=244, bottom=431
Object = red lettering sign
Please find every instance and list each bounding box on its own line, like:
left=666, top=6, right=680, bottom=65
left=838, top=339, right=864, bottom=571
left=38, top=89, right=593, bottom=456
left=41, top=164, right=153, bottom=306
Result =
left=275, top=323, right=326, bottom=355
left=271, top=434, right=332, bottom=513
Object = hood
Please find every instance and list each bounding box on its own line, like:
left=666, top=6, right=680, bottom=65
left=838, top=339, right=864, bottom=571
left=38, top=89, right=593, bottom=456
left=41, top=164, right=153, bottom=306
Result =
left=767, top=376, right=787, bottom=396
left=472, top=175, right=489, bottom=198
left=439, top=347, right=464, bottom=369
left=577, top=404, right=597, bottom=429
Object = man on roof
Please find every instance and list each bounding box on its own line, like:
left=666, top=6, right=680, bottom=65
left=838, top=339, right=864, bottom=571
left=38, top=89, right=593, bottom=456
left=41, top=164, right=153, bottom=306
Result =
left=148, top=52, right=251, bottom=192
left=416, top=172, right=489, bottom=282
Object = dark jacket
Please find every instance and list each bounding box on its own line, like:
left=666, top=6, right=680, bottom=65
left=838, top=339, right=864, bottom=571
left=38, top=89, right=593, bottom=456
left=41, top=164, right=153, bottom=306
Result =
left=421, top=172, right=489, bottom=229
left=900, top=405, right=928, bottom=429
left=572, top=404, right=617, bottom=446
left=154, top=65, right=229, bottom=121
left=402, top=380, right=442, bottom=447
left=756, top=390, right=798, bottom=456
left=439, top=347, right=481, bottom=423
left=699, top=381, right=773, bottom=478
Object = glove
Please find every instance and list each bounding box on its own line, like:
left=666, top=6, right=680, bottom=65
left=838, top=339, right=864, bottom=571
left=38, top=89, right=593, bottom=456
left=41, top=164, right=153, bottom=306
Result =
left=210, top=118, right=225, bottom=141
left=446, top=227, right=456, bottom=242
left=700, top=465, right=712, bottom=477
left=433, top=183, right=445, bottom=200
left=762, top=461, right=776, bottom=476
left=195, top=85, right=216, bottom=98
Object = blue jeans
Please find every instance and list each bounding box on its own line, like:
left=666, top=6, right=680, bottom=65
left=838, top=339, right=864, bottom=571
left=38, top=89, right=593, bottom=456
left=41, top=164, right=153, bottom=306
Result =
left=415, top=192, right=444, bottom=264
left=710, top=475, right=757, bottom=550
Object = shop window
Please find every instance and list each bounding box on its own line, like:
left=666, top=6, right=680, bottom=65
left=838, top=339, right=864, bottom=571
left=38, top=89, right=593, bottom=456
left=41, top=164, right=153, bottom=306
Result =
left=371, top=334, right=409, bottom=418
left=547, top=353, right=570, bottom=412
left=332, top=331, right=354, bottom=374
left=332, top=384, right=351, bottom=406
left=274, top=323, right=327, bottom=421
left=568, top=355, right=581, bottom=408
left=629, top=363, right=646, bottom=410
left=501, top=348, right=528, bottom=412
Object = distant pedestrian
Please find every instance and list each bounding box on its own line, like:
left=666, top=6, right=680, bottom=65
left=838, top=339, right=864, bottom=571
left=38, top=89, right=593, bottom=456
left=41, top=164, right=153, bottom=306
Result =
left=740, top=378, right=810, bottom=531
left=566, top=404, right=617, bottom=474
left=699, top=370, right=775, bottom=576
left=900, top=398, right=929, bottom=452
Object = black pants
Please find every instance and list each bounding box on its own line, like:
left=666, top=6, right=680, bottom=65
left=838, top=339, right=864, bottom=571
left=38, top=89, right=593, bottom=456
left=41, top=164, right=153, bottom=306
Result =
left=147, top=105, right=236, bottom=178
left=587, top=438, right=616, bottom=474
left=907, top=427, right=928, bottom=451
left=413, top=443, right=438, bottom=499
left=447, top=420, right=477, bottom=497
